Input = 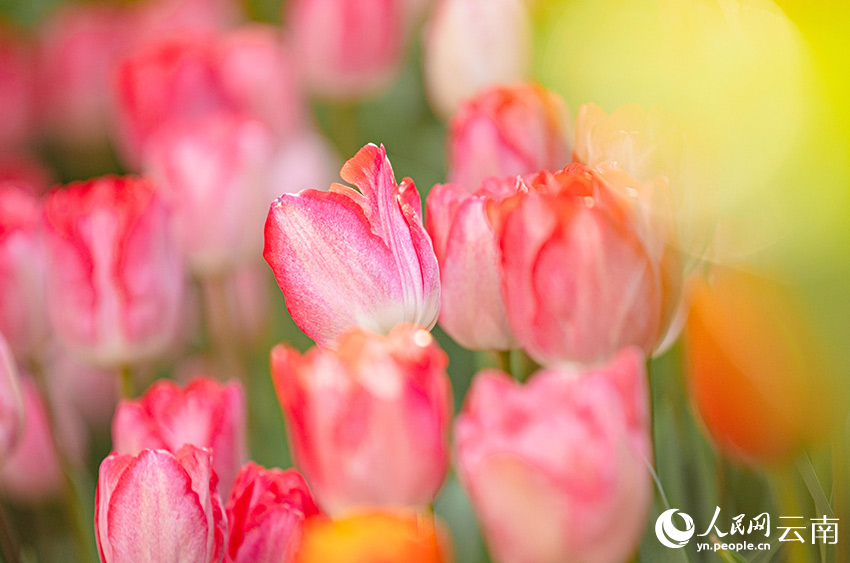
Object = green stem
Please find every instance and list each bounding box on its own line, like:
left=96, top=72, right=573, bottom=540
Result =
left=496, top=350, right=512, bottom=376
left=330, top=102, right=360, bottom=157
left=773, top=467, right=816, bottom=563
left=201, top=274, right=247, bottom=383
left=119, top=365, right=133, bottom=400
left=0, top=502, right=20, bottom=563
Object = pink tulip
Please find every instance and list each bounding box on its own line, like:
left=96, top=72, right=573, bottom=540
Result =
left=225, top=462, right=320, bottom=563
left=455, top=348, right=652, bottom=563
left=288, top=0, right=406, bottom=99
left=0, top=376, right=88, bottom=504
left=112, top=376, right=247, bottom=497
left=0, top=152, right=55, bottom=195
left=491, top=163, right=680, bottom=366
left=423, top=0, right=531, bottom=118
left=0, top=183, right=50, bottom=360
left=96, top=445, right=226, bottom=563
left=130, top=0, right=240, bottom=41
left=264, top=144, right=440, bottom=347
left=144, top=113, right=276, bottom=274
left=271, top=324, right=452, bottom=515
left=43, top=176, right=186, bottom=368
left=0, top=26, right=34, bottom=150
left=425, top=180, right=517, bottom=350
left=0, top=334, right=23, bottom=460
left=447, top=83, right=571, bottom=190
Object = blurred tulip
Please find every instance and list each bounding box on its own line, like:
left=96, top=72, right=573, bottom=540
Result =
left=296, top=511, right=450, bottom=563
left=48, top=345, right=118, bottom=429
left=288, top=0, right=406, bottom=99
left=266, top=130, right=339, bottom=202
left=0, top=376, right=87, bottom=504
left=112, top=376, right=247, bottom=496
left=271, top=324, right=451, bottom=515
left=0, top=334, right=23, bottom=461
left=492, top=163, right=681, bottom=366
left=447, top=83, right=571, bottom=190
left=685, top=268, right=838, bottom=467
left=43, top=176, right=186, bottom=369
left=222, top=265, right=272, bottom=350
left=225, top=462, right=320, bottom=563
left=455, top=348, right=652, bottom=563
left=0, top=183, right=50, bottom=360
left=130, top=0, right=241, bottom=40
left=425, top=181, right=517, bottom=350
left=423, top=0, right=531, bottom=118
left=0, top=26, right=34, bottom=150
left=0, top=152, right=55, bottom=195
left=264, top=144, right=440, bottom=346
left=144, top=113, right=276, bottom=274
left=96, top=445, right=226, bottom=563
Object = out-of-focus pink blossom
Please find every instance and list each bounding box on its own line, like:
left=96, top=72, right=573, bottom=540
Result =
left=423, top=0, right=531, bottom=118
left=264, top=144, right=440, bottom=347
left=447, top=84, right=571, bottom=190
left=96, top=445, right=226, bottom=563
left=225, top=462, right=320, bottom=563
left=43, top=176, right=186, bottom=368
left=0, top=153, right=55, bottom=195
left=0, top=183, right=50, bottom=360
left=455, top=348, right=652, bottom=563
left=130, top=0, right=241, bottom=41
left=425, top=180, right=516, bottom=350
left=144, top=113, right=276, bottom=274
left=0, top=376, right=88, bottom=504
left=47, top=345, right=118, bottom=429
left=490, top=164, right=681, bottom=366
left=266, top=130, right=339, bottom=202
left=271, top=324, right=452, bottom=515
left=288, top=0, right=406, bottom=99
left=0, top=26, right=35, bottom=150
left=112, top=376, right=247, bottom=496
left=0, top=334, right=23, bottom=461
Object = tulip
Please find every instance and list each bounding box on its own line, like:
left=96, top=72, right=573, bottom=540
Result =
left=143, top=113, right=276, bottom=274
left=288, top=0, right=406, bottom=99
left=0, top=152, right=55, bottom=194
left=112, top=376, right=247, bottom=496
left=447, top=84, right=571, bottom=190
left=425, top=180, right=517, bottom=350
left=296, top=511, right=450, bottom=563
left=95, top=445, right=226, bottom=563
left=225, top=462, right=320, bottom=563
left=0, top=183, right=50, bottom=360
left=685, top=268, right=838, bottom=467
left=455, top=348, right=652, bottom=563
left=271, top=324, right=452, bottom=515
left=0, top=26, right=34, bottom=149
left=42, top=176, right=186, bottom=368
left=264, top=144, right=440, bottom=346
left=0, top=376, right=88, bottom=504
left=423, top=0, right=531, bottom=118
left=47, top=345, right=118, bottom=428
left=0, top=334, right=23, bottom=461
left=491, top=163, right=681, bottom=366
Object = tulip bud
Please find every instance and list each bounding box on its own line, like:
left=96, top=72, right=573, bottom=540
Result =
left=112, top=376, right=247, bottom=496
left=225, top=462, right=320, bottom=563
left=296, top=511, right=450, bottom=563
left=0, top=183, right=50, bottom=360
left=144, top=113, right=276, bottom=275
left=0, top=334, right=23, bottom=461
left=43, top=176, right=186, bottom=368
left=492, top=164, right=681, bottom=366
left=685, top=268, right=839, bottom=467
left=288, top=0, right=406, bottom=99
left=425, top=181, right=517, bottom=350
left=271, top=324, right=452, bottom=515
left=447, top=84, right=571, bottom=190
left=455, top=348, right=652, bottom=563
left=423, top=0, right=531, bottom=118
left=264, top=144, right=440, bottom=346
left=95, top=445, right=226, bottom=563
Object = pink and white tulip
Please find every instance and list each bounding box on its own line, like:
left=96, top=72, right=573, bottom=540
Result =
left=264, top=144, right=440, bottom=347
left=95, top=445, right=226, bottom=563
left=112, top=376, right=247, bottom=496
left=271, top=324, right=452, bottom=515
left=225, top=462, right=320, bottom=563
left=0, top=334, right=23, bottom=461
left=455, top=348, right=652, bottom=563
left=447, top=83, right=571, bottom=190
left=43, top=176, right=186, bottom=368
left=423, top=0, right=531, bottom=118
left=0, top=183, right=50, bottom=360
left=288, top=0, right=406, bottom=99
left=425, top=180, right=517, bottom=350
